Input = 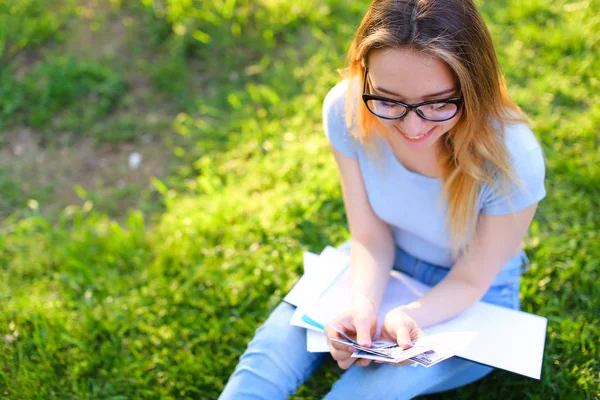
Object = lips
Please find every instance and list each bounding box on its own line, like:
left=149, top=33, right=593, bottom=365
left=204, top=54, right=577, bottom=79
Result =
left=395, top=126, right=436, bottom=142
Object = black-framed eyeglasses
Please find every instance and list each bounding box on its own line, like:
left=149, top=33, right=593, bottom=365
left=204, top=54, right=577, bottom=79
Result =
left=361, top=68, right=463, bottom=122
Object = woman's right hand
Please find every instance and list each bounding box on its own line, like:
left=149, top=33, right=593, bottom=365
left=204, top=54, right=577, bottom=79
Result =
left=323, top=293, right=378, bottom=369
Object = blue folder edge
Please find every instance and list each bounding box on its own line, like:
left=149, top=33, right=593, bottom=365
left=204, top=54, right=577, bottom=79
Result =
left=301, top=315, right=324, bottom=331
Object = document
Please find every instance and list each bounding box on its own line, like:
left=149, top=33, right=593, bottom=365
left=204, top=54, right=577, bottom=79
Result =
left=283, top=247, right=349, bottom=307
left=292, top=246, right=548, bottom=380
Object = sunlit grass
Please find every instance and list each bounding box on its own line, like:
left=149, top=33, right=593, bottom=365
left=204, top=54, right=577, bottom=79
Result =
left=0, top=0, right=598, bottom=398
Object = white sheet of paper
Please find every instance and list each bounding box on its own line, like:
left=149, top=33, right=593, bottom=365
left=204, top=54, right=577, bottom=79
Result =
left=318, top=246, right=351, bottom=268
left=334, top=241, right=352, bottom=255
left=425, top=302, right=547, bottom=379
left=301, top=247, right=548, bottom=380
left=304, top=269, right=422, bottom=336
left=291, top=305, right=323, bottom=332
left=418, top=331, right=480, bottom=354
left=283, top=252, right=320, bottom=307
left=284, top=248, right=349, bottom=307
left=303, top=251, right=320, bottom=275
left=307, top=330, right=330, bottom=352
left=288, top=247, right=350, bottom=331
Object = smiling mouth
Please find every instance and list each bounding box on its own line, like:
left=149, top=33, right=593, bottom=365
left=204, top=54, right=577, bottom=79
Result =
left=396, top=126, right=436, bottom=141
left=405, top=131, right=428, bottom=139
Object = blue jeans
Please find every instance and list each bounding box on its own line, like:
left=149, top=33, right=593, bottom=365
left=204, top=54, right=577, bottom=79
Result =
left=219, top=246, right=528, bottom=399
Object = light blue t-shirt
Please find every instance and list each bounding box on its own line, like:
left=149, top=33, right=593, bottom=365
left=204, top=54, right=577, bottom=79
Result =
left=323, top=80, right=546, bottom=267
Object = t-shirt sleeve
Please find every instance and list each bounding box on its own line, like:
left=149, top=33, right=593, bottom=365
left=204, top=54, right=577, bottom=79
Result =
left=322, top=82, right=358, bottom=159
left=481, top=132, right=546, bottom=215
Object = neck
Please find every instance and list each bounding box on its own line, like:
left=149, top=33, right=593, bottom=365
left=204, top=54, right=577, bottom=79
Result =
left=386, top=136, right=442, bottom=178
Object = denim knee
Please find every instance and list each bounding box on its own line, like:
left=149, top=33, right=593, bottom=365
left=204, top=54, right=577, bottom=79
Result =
left=219, top=303, right=325, bottom=400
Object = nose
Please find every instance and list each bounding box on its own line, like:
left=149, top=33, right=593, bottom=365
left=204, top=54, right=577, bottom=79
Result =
left=399, top=110, right=426, bottom=137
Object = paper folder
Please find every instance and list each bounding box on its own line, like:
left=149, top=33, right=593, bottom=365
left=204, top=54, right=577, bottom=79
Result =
left=288, top=248, right=547, bottom=380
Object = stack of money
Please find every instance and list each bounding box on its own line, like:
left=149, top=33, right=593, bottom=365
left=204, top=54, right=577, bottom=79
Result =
left=331, top=328, right=455, bottom=368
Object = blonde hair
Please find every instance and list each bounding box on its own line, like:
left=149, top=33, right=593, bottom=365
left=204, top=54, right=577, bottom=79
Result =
left=344, top=0, right=526, bottom=253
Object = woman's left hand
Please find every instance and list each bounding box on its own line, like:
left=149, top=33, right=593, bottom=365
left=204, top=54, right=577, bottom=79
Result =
left=379, top=307, right=427, bottom=366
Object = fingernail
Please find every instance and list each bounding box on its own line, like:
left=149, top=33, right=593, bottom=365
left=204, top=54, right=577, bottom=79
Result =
left=348, top=346, right=355, bottom=352
left=361, top=341, right=370, bottom=347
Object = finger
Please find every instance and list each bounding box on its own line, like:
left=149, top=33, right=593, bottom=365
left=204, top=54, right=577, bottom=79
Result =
left=353, top=315, right=373, bottom=347
left=328, top=341, right=354, bottom=361
left=324, top=325, right=339, bottom=340
left=413, top=327, right=427, bottom=340
left=395, top=327, right=413, bottom=349
left=378, top=326, right=395, bottom=343
left=325, top=327, right=348, bottom=352
left=338, top=357, right=356, bottom=370
left=328, top=337, right=353, bottom=353
left=329, top=346, right=353, bottom=362
left=325, top=323, right=352, bottom=339
left=355, top=358, right=372, bottom=367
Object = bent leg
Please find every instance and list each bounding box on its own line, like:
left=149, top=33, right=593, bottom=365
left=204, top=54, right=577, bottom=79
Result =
left=219, top=302, right=327, bottom=400
left=323, top=357, right=492, bottom=400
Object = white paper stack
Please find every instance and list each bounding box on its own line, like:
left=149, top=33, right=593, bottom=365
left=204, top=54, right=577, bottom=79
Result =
left=283, top=245, right=548, bottom=380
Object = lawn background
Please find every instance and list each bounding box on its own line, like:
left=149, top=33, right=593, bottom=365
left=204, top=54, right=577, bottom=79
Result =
left=0, top=0, right=598, bottom=398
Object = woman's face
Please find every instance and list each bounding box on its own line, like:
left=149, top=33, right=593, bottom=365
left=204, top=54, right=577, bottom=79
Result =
left=367, top=47, right=461, bottom=151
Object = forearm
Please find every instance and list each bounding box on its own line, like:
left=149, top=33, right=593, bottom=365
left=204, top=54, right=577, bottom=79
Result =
left=400, top=208, right=537, bottom=328
left=350, top=238, right=395, bottom=309
left=399, top=275, right=486, bottom=328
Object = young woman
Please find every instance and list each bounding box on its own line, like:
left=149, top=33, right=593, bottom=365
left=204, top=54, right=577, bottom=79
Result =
left=220, top=0, right=546, bottom=398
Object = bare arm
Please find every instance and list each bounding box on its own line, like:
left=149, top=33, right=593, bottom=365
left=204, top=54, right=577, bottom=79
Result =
left=399, top=204, right=538, bottom=328
left=326, top=146, right=396, bottom=367
left=331, top=146, right=395, bottom=309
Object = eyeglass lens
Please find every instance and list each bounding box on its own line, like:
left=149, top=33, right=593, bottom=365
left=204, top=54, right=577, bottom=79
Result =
left=365, top=99, right=458, bottom=121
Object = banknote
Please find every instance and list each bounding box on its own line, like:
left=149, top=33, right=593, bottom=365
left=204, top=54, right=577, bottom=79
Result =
left=332, top=329, right=396, bottom=349
left=331, top=337, right=397, bottom=351
left=408, top=347, right=455, bottom=368
left=331, top=338, right=396, bottom=360
left=328, top=326, right=455, bottom=366
left=332, top=336, right=440, bottom=363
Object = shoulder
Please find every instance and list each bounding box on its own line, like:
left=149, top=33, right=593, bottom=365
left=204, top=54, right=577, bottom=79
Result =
left=480, top=122, right=546, bottom=215
left=323, top=79, right=349, bottom=117
left=502, top=122, right=542, bottom=157
left=322, top=80, right=361, bottom=159
left=501, top=122, right=545, bottom=176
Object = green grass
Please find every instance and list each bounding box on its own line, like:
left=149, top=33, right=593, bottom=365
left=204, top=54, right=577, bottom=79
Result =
left=1, top=56, right=128, bottom=132
left=0, top=0, right=599, bottom=398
